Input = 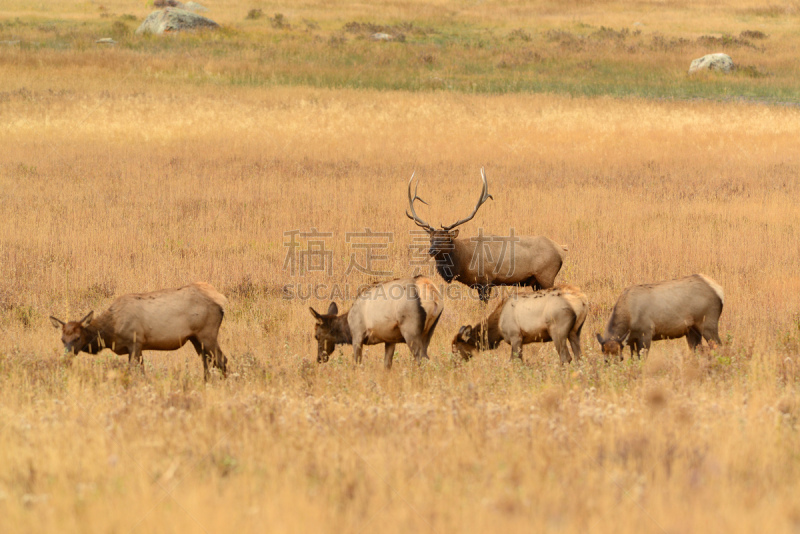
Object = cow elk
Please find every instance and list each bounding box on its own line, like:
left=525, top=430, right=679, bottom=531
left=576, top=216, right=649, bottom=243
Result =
left=452, top=285, right=588, bottom=364
left=596, top=274, right=724, bottom=361
left=50, top=282, right=228, bottom=381
left=407, top=168, right=568, bottom=302
left=309, top=276, right=443, bottom=369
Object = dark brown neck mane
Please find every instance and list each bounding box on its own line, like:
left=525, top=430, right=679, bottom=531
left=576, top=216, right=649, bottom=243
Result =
left=83, top=313, right=116, bottom=354
left=465, top=298, right=506, bottom=351
left=330, top=312, right=353, bottom=345
left=434, top=249, right=461, bottom=283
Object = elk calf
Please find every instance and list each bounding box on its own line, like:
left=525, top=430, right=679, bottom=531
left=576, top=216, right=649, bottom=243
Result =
left=452, top=285, right=588, bottom=364
left=309, top=276, right=443, bottom=369
left=50, top=282, right=228, bottom=380
left=596, top=274, right=724, bottom=360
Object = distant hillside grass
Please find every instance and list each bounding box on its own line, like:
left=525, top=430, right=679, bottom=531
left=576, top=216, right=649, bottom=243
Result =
left=1, top=7, right=798, bottom=103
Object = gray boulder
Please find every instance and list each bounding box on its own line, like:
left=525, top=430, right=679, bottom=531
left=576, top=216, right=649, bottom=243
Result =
left=135, top=8, right=219, bottom=35
left=183, top=2, right=209, bottom=12
left=688, top=53, right=734, bottom=74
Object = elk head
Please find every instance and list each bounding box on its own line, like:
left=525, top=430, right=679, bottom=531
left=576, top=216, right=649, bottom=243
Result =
left=406, top=168, right=493, bottom=281
left=451, top=325, right=479, bottom=361
left=595, top=332, right=629, bottom=362
left=50, top=311, right=95, bottom=355
left=309, top=302, right=340, bottom=363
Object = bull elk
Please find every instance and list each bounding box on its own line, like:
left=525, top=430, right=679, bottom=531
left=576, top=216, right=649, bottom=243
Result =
left=309, top=276, right=443, bottom=369
left=595, top=274, right=724, bottom=360
left=407, top=168, right=568, bottom=302
left=50, top=282, right=228, bottom=380
left=452, top=285, right=588, bottom=364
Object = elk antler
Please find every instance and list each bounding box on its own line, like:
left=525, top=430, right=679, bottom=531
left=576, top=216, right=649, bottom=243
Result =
left=441, top=168, right=494, bottom=231
left=405, top=172, right=435, bottom=232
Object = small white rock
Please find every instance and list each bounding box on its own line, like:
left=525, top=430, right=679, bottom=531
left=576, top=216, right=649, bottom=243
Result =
left=371, top=32, right=392, bottom=42
left=96, top=38, right=116, bottom=44
left=688, top=53, right=734, bottom=74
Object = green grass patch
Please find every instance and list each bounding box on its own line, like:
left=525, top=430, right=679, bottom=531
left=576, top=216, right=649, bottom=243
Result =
left=3, top=15, right=799, bottom=104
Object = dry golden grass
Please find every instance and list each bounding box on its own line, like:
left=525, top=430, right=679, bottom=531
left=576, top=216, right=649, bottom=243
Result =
left=2, top=1, right=800, bottom=533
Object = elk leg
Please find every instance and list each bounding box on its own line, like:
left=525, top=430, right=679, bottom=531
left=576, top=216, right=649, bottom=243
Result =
left=211, top=345, right=228, bottom=378
left=383, top=343, right=396, bottom=370
left=190, top=338, right=211, bottom=381
left=509, top=336, right=523, bottom=361
left=639, top=335, right=652, bottom=359
left=554, top=336, right=571, bottom=364
left=569, top=325, right=583, bottom=362
left=129, top=344, right=144, bottom=374
left=353, top=341, right=364, bottom=365
left=628, top=339, right=639, bottom=361
left=477, top=285, right=491, bottom=303
left=686, top=328, right=702, bottom=351
left=422, top=312, right=442, bottom=347
left=399, top=322, right=428, bottom=364
left=405, top=339, right=426, bottom=364
left=702, top=323, right=722, bottom=348
left=568, top=334, right=581, bottom=362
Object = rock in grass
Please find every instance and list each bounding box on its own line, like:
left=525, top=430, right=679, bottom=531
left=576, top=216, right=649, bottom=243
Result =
left=688, top=53, right=734, bottom=74
left=371, top=32, right=393, bottom=41
left=183, top=2, right=209, bottom=12
left=96, top=38, right=116, bottom=44
left=135, top=8, right=219, bottom=35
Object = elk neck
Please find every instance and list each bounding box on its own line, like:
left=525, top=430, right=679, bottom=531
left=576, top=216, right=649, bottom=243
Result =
left=433, top=244, right=462, bottom=283
left=466, top=303, right=504, bottom=351
left=330, top=311, right=353, bottom=345
left=605, top=304, right=630, bottom=341
left=84, top=312, right=115, bottom=354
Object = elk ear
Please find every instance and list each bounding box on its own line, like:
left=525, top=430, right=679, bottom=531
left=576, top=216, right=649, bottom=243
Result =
left=450, top=229, right=459, bottom=239
left=326, top=302, right=338, bottom=316
left=595, top=333, right=604, bottom=346
left=309, top=307, right=323, bottom=323
left=80, top=311, right=94, bottom=328
left=50, top=316, right=65, bottom=329
left=461, top=326, right=472, bottom=340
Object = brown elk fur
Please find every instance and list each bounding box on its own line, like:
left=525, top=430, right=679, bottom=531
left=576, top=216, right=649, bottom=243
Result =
left=50, top=282, right=227, bottom=380
left=596, top=274, right=724, bottom=360
left=452, top=285, right=587, bottom=363
left=310, top=276, right=443, bottom=369
left=407, top=169, right=567, bottom=302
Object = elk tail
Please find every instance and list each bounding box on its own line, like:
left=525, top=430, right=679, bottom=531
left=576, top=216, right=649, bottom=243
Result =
left=193, top=282, right=229, bottom=311
left=697, top=274, right=724, bottom=306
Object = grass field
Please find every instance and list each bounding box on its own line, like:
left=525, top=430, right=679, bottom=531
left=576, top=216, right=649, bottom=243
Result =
left=2, top=1, right=800, bottom=533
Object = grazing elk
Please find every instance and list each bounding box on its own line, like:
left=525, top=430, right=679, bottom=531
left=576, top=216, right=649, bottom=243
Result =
left=452, top=285, right=588, bottom=364
left=596, top=274, right=724, bottom=361
left=407, top=168, right=568, bottom=302
left=309, top=276, right=443, bottom=369
left=50, top=282, right=228, bottom=380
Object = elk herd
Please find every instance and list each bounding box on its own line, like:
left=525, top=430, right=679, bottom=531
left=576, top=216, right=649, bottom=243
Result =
left=50, top=169, right=725, bottom=379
